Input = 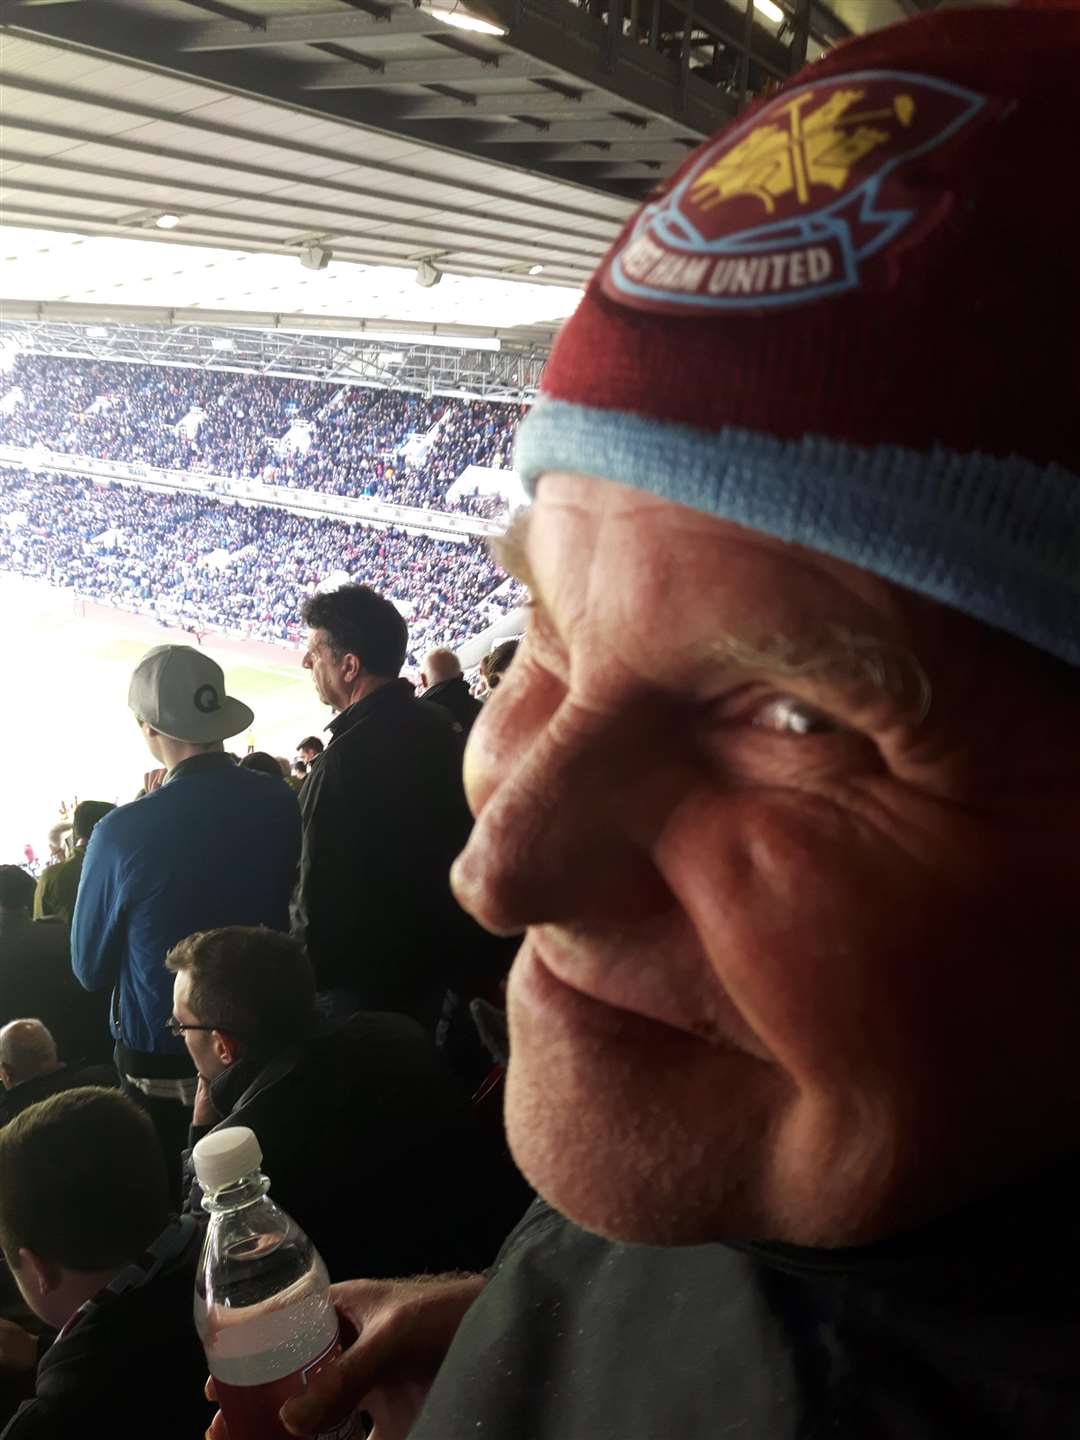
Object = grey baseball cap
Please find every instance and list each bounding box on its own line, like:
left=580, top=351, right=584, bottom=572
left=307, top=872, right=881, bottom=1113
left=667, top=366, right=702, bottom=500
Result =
left=128, top=645, right=254, bottom=743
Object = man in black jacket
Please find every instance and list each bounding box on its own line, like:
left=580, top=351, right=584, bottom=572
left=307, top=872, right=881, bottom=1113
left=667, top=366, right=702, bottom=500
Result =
left=420, top=649, right=482, bottom=736
left=170, top=927, right=525, bottom=1282
left=0, top=1087, right=211, bottom=1440
left=292, top=584, right=509, bottom=1029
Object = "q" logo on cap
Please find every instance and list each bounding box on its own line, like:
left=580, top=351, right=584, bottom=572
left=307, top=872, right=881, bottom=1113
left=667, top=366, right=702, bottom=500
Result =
left=193, top=684, right=221, bottom=714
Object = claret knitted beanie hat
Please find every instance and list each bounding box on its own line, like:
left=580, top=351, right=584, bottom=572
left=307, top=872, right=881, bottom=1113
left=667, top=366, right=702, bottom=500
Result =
left=515, top=2, right=1080, bottom=665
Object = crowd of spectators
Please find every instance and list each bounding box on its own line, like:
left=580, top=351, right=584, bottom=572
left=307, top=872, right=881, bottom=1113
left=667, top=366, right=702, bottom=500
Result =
left=0, top=466, right=523, bottom=665
left=0, top=604, right=525, bottom=1438
left=0, top=355, right=523, bottom=519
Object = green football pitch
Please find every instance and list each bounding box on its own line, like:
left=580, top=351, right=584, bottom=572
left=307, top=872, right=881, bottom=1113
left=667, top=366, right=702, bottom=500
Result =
left=0, top=574, right=323, bottom=863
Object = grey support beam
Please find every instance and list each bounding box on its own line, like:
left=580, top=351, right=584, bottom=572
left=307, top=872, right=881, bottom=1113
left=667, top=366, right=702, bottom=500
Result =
left=177, top=7, right=448, bottom=51
left=389, top=89, right=598, bottom=120
left=490, top=140, right=691, bottom=162
left=299, top=54, right=552, bottom=89
left=468, top=118, right=693, bottom=142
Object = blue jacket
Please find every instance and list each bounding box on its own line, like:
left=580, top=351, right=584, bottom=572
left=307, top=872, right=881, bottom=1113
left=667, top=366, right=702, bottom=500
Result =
left=72, top=754, right=301, bottom=1057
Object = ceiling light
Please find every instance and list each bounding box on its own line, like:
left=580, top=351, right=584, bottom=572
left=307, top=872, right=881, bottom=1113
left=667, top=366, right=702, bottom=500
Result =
left=86, top=326, right=108, bottom=337
left=415, top=258, right=443, bottom=289
left=430, top=7, right=507, bottom=36
left=155, top=213, right=181, bottom=230
left=300, top=244, right=332, bottom=271
left=210, top=336, right=234, bottom=351
left=753, top=0, right=785, bottom=23
left=527, top=264, right=544, bottom=275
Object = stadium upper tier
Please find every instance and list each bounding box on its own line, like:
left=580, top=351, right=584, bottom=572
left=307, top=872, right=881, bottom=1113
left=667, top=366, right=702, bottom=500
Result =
left=0, top=356, right=524, bottom=520
left=0, top=465, right=521, bottom=666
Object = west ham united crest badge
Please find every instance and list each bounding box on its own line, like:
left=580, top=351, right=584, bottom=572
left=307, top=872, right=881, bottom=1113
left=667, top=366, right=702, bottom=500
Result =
left=602, top=71, right=986, bottom=313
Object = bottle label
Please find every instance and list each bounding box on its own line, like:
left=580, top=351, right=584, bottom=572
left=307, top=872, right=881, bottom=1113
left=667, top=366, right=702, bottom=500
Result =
left=213, top=1334, right=359, bottom=1440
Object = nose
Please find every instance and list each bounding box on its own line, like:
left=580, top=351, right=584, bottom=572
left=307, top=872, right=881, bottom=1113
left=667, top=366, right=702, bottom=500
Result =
left=452, top=694, right=673, bottom=937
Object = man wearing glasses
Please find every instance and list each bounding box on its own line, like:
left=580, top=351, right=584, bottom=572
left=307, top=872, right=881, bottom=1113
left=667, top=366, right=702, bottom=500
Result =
left=167, top=927, right=524, bottom=1280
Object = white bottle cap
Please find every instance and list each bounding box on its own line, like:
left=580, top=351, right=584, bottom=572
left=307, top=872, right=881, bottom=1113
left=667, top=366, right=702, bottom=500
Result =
left=193, top=1126, right=263, bottom=1195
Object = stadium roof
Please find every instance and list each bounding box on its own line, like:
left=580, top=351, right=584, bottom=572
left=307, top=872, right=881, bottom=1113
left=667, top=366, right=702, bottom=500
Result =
left=1, top=0, right=913, bottom=295
left=1, top=0, right=917, bottom=386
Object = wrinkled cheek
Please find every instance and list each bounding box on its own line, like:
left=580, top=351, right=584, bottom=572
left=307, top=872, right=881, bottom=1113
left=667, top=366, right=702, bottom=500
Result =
left=655, top=792, right=928, bottom=1088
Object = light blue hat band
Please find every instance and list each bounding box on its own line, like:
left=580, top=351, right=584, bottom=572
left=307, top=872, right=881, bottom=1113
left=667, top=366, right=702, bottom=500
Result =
left=515, top=398, right=1080, bottom=668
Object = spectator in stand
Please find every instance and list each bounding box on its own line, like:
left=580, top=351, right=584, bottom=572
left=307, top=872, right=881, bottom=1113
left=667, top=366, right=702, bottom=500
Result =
left=236, top=12, right=1080, bottom=1440
left=293, top=585, right=512, bottom=1030
left=0, top=1021, right=116, bottom=1130
left=33, top=802, right=114, bottom=928
left=480, top=637, right=519, bottom=692
left=421, top=649, right=482, bottom=736
left=43, top=827, right=69, bottom=872
left=238, top=751, right=286, bottom=781
left=0, top=1087, right=212, bottom=1440
left=72, top=646, right=300, bottom=1187
left=169, top=927, right=521, bottom=1280
left=296, top=736, right=324, bottom=766
left=0, top=868, right=110, bottom=1066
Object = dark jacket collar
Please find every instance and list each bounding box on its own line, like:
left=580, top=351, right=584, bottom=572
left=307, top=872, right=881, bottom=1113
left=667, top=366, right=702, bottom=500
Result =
left=165, top=752, right=237, bottom=784
left=742, top=1147, right=1080, bottom=1298
left=424, top=676, right=468, bottom=701
left=208, top=1016, right=349, bottom=1116
left=327, top=677, right=415, bottom=741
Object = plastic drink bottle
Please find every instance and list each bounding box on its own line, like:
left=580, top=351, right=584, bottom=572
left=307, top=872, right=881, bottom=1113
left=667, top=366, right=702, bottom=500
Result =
left=193, top=1127, right=359, bottom=1440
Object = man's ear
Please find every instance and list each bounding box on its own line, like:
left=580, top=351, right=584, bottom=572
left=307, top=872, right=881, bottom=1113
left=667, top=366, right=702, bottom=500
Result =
left=16, top=1248, right=61, bottom=1300
left=212, top=1030, right=238, bottom=1068
left=0, top=1063, right=13, bottom=1090
left=341, top=651, right=362, bottom=685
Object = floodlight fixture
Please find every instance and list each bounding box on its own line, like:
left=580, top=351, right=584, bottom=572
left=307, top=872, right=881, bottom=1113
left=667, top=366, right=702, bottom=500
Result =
left=415, top=258, right=443, bottom=288
left=429, top=4, right=507, bottom=36
left=155, top=212, right=182, bottom=230
left=300, top=244, right=332, bottom=271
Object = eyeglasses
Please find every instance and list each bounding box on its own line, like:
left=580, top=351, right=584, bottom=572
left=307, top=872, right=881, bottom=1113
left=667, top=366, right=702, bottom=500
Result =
left=165, top=1016, right=229, bottom=1038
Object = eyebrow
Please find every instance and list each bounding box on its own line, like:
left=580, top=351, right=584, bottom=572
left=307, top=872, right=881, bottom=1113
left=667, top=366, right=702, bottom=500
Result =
left=708, top=628, right=932, bottom=721
left=489, top=511, right=930, bottom=721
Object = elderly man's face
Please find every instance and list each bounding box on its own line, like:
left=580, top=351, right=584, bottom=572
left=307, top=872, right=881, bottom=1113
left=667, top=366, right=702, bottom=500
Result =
left=452, top=472, right=1080, bottom=1249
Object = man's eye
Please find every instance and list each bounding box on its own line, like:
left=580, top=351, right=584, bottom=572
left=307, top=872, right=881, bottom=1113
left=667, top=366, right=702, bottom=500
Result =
left=751, top=697, right=838, bottom=736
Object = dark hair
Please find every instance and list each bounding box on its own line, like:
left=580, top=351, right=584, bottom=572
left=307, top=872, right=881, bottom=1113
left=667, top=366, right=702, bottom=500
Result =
left=481, top=639, right=519, bottom=689
left=301, top=585, right=408, bottom=679
left=0, top=1088, right=170, bottom=1271
left=297, top=736, right=324, bottom=756
left=0, top=866, right=35, bottom=912
left=240, top=751, right=285, bottom=780
left=292, top=760, right=308, bottom=777
left=166, top=927, right=316, bottom=1057
left=72, top=800, right=115, bottom=844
